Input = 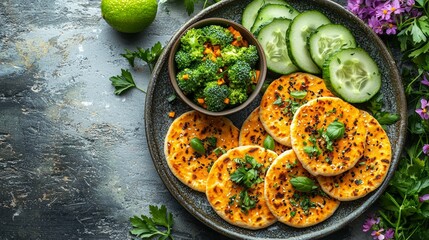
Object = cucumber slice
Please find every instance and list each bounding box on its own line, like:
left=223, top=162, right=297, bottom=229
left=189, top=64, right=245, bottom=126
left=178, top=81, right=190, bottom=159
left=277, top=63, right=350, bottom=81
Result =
left=250, top=4, right=299, bottom=34
left=242, top=0, right=288, bottom=31
left=323, top=48, right=381, bottom=103
left=257, top=18, right=299, bottom=75
left=308, top=24, right=357, bottom=68
left=286, top=10, right=331, bottom=74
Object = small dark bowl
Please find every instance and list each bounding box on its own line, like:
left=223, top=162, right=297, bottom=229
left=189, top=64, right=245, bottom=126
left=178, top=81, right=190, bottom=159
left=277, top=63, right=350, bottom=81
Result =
left=167, top=17, right=267, bottom=116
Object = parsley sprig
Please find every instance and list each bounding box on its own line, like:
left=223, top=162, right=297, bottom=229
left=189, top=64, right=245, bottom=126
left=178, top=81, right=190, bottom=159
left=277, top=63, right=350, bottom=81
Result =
left=130, top=205, right=174, bottom=240
left=110, top=69, right=146, bottom=95
left=109, top=42, right=164, bottom=95
left=121, top=42, right=164, bottom=72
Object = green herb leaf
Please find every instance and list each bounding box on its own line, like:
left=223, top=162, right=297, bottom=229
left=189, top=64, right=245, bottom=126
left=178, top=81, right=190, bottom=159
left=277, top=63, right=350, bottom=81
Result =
left=375, top=112, right=400, bottom=125
left=290, top=90, right=307, bottom=99
left=326, top=120, right=345, bottom=140
left=263, top=135, right=275, bottom=150
left=130, top=205, right=174, bottom=240
left=190, top=137, right=205, bottom=154
left=238, top=190, right=257, bottom=213
left=137, top=42, right=164, bottom=72
left=109, top=69, right=138, bottom=95
left=290, top=176, right=318, bottom=192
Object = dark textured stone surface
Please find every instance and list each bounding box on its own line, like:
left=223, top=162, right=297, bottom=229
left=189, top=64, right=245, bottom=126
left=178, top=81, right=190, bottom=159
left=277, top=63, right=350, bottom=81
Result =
left=0, top=0, right=403, bottom=239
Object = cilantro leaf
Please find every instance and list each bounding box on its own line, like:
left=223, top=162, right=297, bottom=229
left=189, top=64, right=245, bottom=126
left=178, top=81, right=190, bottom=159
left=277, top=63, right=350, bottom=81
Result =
left=130, top=205, right=174, bottom=240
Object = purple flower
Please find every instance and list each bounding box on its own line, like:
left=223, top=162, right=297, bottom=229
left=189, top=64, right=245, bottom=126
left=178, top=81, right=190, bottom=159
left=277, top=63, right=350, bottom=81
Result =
left=363, top=216, right=380, bottom=232
left=423, top=144, right=429, bottom=155
left=371, top=228, right=394, bottom=240
left=376, top=2, right=393, bottom=20
left=385, top=22, right=398, bottom=34
left=368, top=16, right=384, bottom=34
left=419, top=194, right=429, bottom=202
left=416, top=98, right=429, bottom=120
left=390, top=0, right=405, bottom=15
left=385, top=228, right=395, bottom=239
left=421, top=74, right=429, bottom=86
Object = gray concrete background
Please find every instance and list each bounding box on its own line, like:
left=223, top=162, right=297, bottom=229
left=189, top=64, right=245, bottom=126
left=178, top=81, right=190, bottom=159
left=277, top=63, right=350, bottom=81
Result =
left=0, top=0, right=373, bottom=239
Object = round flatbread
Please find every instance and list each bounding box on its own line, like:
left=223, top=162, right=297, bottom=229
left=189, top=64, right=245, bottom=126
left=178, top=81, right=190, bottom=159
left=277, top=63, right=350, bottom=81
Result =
left=164, top=110, right=239, bottom=192
left=290, top=97, right=367, bottom=176
left=206, top=145, right=278, bottom=229
left=317, top=111, right=392, bottom=201
left=239, top=107, right=290, bottom=155
left=264, top=150, right=340, bottom=228
left=259, top=72, right=334, bottom=147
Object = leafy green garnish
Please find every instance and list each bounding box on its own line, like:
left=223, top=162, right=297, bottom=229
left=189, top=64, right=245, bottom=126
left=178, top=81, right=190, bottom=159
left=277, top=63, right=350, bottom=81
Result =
left=109, top=69, right=146, bottom=95
left=130, top=205, right=174, bottom=240
left=366, top=92, right=400, bottom=126
left=263, top=135, right=275, bottom=150
left=326, top=120, right=345, bottom=140
left=230, top=155, right=264, bottom=212
left=121, top=42, right=164, bottom=72
left=290, top=176, right=318, bottom=193
left=290, top=90, right=307, bottom=99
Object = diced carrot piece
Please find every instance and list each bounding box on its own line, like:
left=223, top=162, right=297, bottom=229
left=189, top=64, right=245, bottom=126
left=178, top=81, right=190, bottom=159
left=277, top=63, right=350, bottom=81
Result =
left=168, top=111, right=176, bottom=118
left=183, top=74, right=189, bottom=80
left=217, top=78, right=225, bottom=85
left=204, top=47, right=213, bottom=55
left=224, top=98, right=230, bottom=104
left=251, top=70, right=260, bottom=84
left=197, top=98, right=205, bottom=104
left=231, top=40, right=240, bottom=47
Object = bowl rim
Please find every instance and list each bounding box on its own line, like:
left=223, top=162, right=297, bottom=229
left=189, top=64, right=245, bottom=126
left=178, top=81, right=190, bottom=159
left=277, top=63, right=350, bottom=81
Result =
left=167, top=17, right=267, bottom=116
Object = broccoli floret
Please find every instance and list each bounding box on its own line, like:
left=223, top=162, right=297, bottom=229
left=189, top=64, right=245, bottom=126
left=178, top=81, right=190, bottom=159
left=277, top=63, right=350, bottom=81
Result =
left=175, top=50, right=194, bottom=70
left=220, top=45, right=259, bottom=67
left=221, top=45, right=240, bottom=65
left=202, top=25, right=234, bottom=48
left=194, top=59, right=220, bottom=82
left=179, top=28, right=205, bottom=61
left=228, top=88, right=248, bottom=105
left=181, top=28, right=205, bottom=50
left=203, top=81, right=231, bottom=112
left=177, top=68, right=200, bottom=94
left=240, top=45, right=259, bottom=67
left=227, top=60, right=252, bottom=89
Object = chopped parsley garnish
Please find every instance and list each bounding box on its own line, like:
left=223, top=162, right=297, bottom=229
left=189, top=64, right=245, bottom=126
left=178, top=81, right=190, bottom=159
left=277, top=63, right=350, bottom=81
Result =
left=230, top=155, right=264, bottom=213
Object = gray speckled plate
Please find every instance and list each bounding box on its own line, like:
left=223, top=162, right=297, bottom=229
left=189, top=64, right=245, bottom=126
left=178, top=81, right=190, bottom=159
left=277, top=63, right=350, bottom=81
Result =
left=145, top=0, right=407, bottom=239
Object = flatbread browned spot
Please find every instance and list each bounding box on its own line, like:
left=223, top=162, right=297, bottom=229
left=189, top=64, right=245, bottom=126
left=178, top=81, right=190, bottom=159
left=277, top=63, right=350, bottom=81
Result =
left=317, top=111, right=392, bottom=201
left=206, top=145, right=278, bottom=229
left=264, top=150, right=340, bottom=228
left=239, top=107, right=290, bottom=155
left=259, top=72, right=334, bottom=147
left=164, top=110, right=239, bottom=192
left=290, top=97, right=367, bottom=176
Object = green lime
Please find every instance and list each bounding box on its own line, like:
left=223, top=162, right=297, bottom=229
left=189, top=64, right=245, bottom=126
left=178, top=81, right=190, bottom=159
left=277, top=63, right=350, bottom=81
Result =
left=101, top=0, right=158, bottom=33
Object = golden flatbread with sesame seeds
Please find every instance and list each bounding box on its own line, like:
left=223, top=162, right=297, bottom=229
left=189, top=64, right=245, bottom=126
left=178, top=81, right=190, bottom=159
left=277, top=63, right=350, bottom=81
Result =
left=164, top=110, right=239, bottom=192
left=264, top=149, right=340, bottom=228
left=317, top=111, right=392, bottom=201
left=206, top=145, right=278, bottom=230
left=259, top=72, right=335, bottom=147
left=290, top=97, right=367, bottom=177
left=239, top=107, right=290, bottom=155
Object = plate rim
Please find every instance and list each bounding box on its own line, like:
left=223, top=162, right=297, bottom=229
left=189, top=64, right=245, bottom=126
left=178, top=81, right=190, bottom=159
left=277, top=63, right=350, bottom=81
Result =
left=145, top=0, right=407, bottom=239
